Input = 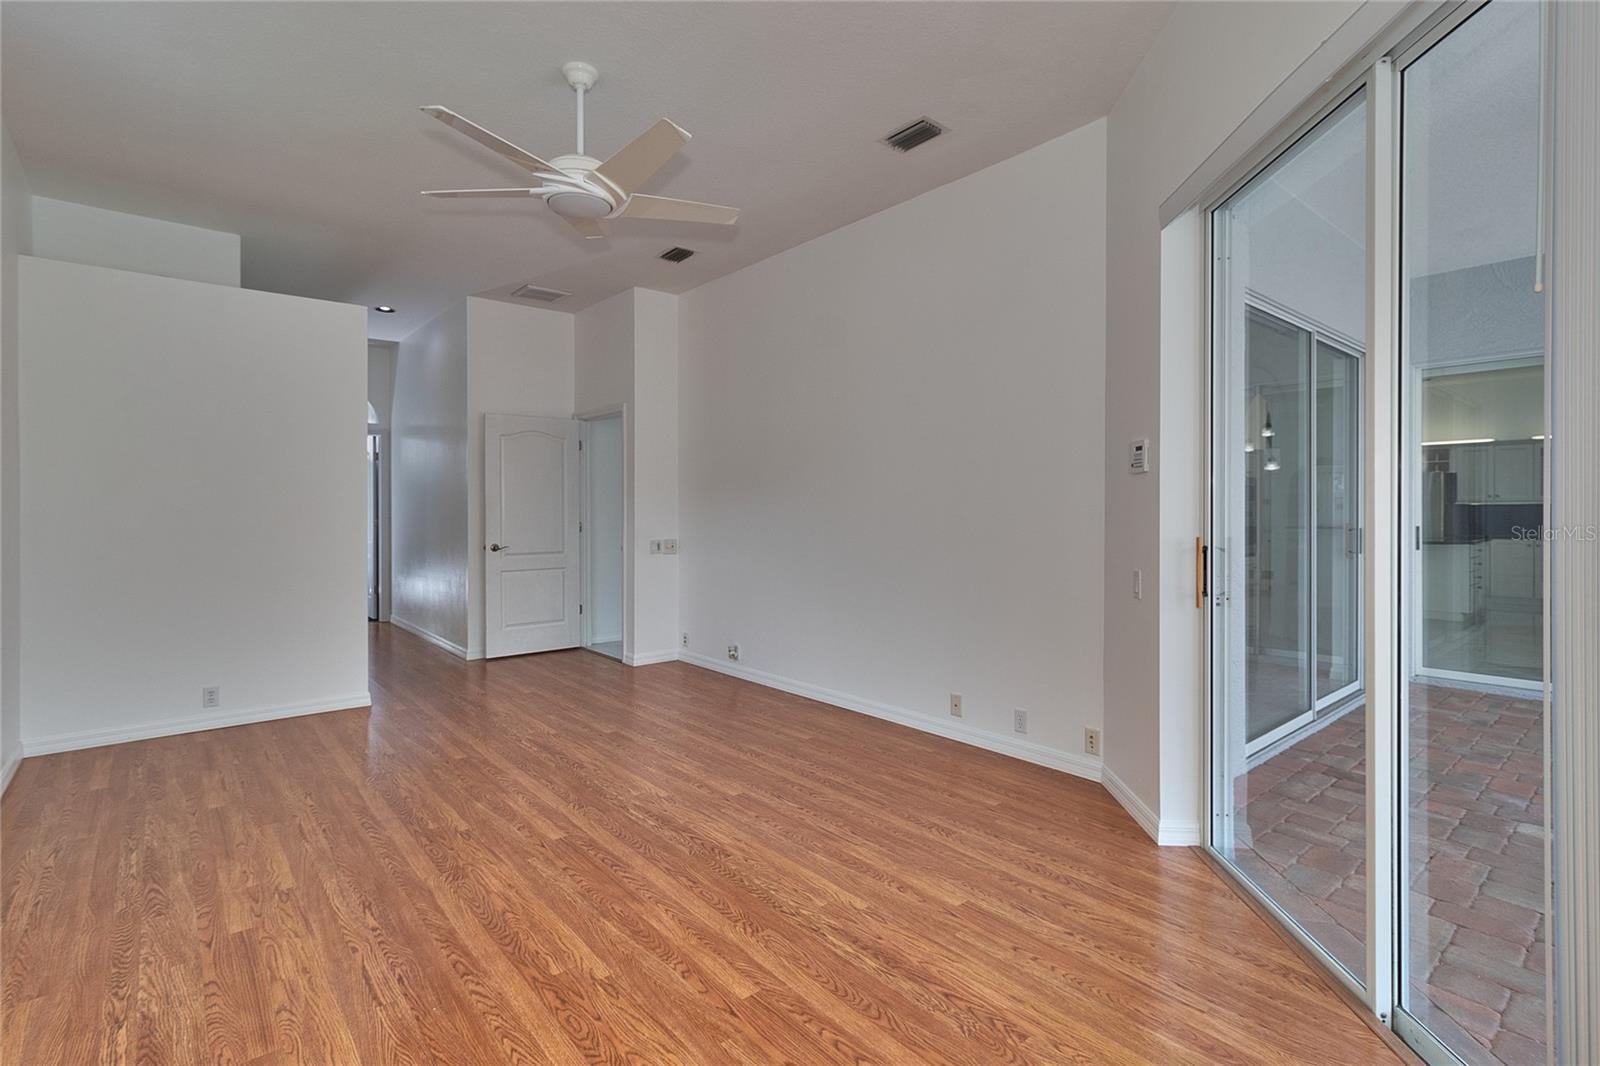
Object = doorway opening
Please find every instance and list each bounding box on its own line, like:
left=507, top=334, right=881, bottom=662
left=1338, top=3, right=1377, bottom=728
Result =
left=581, top=412, right=625, bottom=661
left=367, top=403, right=383, bottom=623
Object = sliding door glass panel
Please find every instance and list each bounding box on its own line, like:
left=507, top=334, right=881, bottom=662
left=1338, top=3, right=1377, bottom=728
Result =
left=1317, top=340, right=1361, bottom=703
left=1399, top=2, right=1547, bottom=1064
left=1246, top=308, right=1312, bottom=743
left=1212, top=90, right=1368, bottom=985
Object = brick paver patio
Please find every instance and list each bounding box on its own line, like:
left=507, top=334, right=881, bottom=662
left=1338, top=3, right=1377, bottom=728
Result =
left=1228, top=682, right=1546, bottom=1066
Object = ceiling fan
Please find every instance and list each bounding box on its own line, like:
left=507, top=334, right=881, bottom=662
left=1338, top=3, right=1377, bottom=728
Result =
left=420, top=61, right=740, bottom=240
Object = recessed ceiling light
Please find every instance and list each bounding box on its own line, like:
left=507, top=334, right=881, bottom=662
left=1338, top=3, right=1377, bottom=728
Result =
left=375, top=305, right=396, bottom=313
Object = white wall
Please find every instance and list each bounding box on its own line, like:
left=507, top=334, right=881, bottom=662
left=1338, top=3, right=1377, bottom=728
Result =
left=464, top=297, right=574, bottom=658
left=368, top=340, right=397, bottom=426
left=17, top=255, right=368, bottom=753
left=1102, top=1, right=1365, bottom=839
left=575, top=289, right=635, bottom=415
left=30, top=196, right=240, bottom=287
left=574, top=287, right=681, bottom=665
left=631, top=289, right=680, bottom=663
left=678, top=119, right=1108, bottom=778
left=391, top=303, right=469, bottom=652
left=0, top=124, right=32, bottom=791
left=391, top=297, right=575, bottom=657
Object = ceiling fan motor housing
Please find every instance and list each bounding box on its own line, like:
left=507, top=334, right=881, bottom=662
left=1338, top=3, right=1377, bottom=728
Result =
left=544, top=153, right=620, bottom=218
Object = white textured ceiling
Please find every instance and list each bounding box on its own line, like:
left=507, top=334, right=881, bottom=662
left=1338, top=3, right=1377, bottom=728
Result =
left=2, top=1, right=1171, bottom=340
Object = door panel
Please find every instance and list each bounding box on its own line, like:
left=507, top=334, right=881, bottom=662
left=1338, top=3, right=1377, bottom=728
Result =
left=1399, top=3, right=1548, bottom=1063
left=485, top=414, right=581, bottom=657
left=1211, top=89, right=1369, bottom=986
left=367, top=434, right=379, bottom=621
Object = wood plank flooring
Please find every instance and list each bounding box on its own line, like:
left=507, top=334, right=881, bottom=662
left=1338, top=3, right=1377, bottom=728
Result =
left=1, top=623, right=1403, bottom=1065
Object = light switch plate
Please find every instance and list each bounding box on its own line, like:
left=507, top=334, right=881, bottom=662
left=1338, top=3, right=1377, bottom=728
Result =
left=1129, top=438, right=1150, bottom=474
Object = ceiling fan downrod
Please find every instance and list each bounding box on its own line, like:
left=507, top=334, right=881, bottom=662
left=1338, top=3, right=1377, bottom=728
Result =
left=561, top=61, right=599, bottom=157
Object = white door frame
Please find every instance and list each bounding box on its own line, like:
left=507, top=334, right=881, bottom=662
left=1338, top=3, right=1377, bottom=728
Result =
left=576, top=404, right=630, bottom=661
left=366, top=426, right=389, bottom=622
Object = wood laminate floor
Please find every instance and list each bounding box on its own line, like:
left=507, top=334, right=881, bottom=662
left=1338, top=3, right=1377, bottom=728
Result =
left=1, top=623, right=1404, bottom=1065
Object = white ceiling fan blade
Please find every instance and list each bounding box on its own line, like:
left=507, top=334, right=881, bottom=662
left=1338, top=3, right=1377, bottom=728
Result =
left=421, top=106, right=561, bottom=177
left=564, top=216, right=608, bottom=240
left=421, top=188, right=553, bottom=198
left=595, top=118, right=689, bottom=196
left=620, top=194, right=739, bottom=226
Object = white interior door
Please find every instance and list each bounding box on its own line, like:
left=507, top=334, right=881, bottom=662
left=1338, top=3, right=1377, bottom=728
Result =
left=484, top=414, right=580, bottom=658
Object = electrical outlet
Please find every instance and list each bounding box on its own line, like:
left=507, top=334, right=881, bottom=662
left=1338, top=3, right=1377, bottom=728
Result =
left=949, top=692, right=963, bottom=718
left=1084, top=728, right=1101, bottom=756
left=201, top=686, right=220, bottom=709
left=727, top=644, right=739, bottom=662
left=1013, top=708, right=1028, bottom=734
left=681, top=631, right=690, bottom=647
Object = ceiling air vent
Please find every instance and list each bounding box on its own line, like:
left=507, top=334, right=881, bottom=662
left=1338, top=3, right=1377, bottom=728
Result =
left=659, top=247, right=696, bottom=263
left=509, top=283, right=571, bottom=303
left=883, top=117, right=945, bottom=152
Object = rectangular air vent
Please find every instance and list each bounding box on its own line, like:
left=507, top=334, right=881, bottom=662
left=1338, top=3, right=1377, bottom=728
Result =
left=659, top=247, right=695, bottom=263
left=883, top=117, right=945, bottom=152
left=509, top=283, right=571, bottom=303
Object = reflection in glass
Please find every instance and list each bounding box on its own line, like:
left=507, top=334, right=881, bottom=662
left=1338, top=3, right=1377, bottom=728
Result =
left=1212, top=91, right=1368, bottom=984
left=1400, top=2, right=1547, bottom=1064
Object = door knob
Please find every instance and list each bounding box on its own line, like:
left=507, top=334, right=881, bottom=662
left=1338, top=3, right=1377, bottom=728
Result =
left=489, top=543, right=509, bottom=552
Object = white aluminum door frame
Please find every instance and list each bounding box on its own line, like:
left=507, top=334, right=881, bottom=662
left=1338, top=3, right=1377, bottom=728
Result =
left=1204, top=72, right=1386, bottom=1005
left=1199, top=4, right=1595, bottom=1064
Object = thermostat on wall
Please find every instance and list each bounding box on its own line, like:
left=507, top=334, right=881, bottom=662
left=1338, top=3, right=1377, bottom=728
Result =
left=1130, top=438, right=1151, bottom=474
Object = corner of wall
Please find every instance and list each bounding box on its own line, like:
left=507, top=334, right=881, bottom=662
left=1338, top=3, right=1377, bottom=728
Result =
left=1, top=122, right=33, bottom=783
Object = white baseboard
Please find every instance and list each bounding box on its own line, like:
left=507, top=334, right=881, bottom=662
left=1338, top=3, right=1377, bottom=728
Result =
left=21, top=692, right=373, bottom=758
left=0, top=751, right=19, bottom=797
left=625, top=650, right=679, bottom=666
left=1101, top=765, right=1201, bottom=847
left=388, top=615, right=469, bottom=659
left=679, top=652, right=1101, bottom=783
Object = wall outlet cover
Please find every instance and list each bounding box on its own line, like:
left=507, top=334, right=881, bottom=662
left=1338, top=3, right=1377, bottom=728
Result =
left=202, top=686, right=221, bottom=709
left=1084, top=728, right=1101, bottom=756
left=1013, top=708, right=1028, bottom=734
left=949, top=693, right=963, bottom=718
left=727, top=644, right=739, bottom=662
left=681, top=632, right=690, bottom=647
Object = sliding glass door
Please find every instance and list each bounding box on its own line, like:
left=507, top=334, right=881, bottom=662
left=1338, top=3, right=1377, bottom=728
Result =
left=1208, top=2, right=1553, bottom=1064
left=1211, top=89, right=1369, bottom=986
left=1397, top=3, right=1548, bottom=1064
